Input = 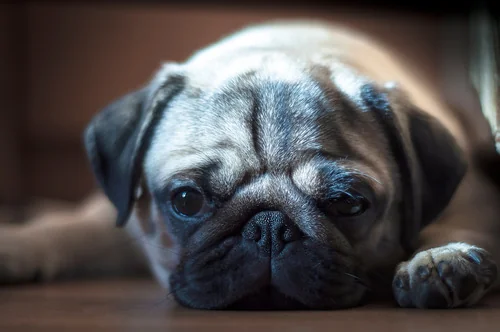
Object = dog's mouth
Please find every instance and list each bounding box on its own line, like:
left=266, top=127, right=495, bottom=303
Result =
left=170, top=236, right=369, bottom=310
left=225, top=285, right=309, bottom=311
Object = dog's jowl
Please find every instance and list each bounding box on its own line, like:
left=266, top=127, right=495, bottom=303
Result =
left=1, top=20, right=499, bottom=310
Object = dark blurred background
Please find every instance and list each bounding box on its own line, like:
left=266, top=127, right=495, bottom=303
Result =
left=0, top=1, right=497, bottom=209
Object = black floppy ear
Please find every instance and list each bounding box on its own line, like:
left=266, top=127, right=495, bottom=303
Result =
left=360, top=83, right=467, bottom=252
left=83, top=66, right=184, bottom=226
left=406, top=109, right=467, bottom=225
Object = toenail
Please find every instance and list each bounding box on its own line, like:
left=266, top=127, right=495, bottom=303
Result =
left=417, top=265, right=431, bottom=280
left=466, top=251, right=483, bottom=265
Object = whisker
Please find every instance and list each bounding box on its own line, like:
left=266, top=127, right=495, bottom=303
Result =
left=347, top=169, right=382, bottom=185
left=343, top=272, right=372, bottom=290
left=336, top=190, right=356, bottom=200
left=312, top=263, right=321, bottom=270
left=344, top=272, right=362, bottom=281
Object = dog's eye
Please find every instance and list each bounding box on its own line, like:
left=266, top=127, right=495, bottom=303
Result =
left=172, top=188, right=205, bottom=217
left=324, top=195, right=368, bottom=217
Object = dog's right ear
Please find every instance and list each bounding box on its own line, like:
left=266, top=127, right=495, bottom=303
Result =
left=83, top=65, right=185, bottom=227
left=360, top=82, right=467, bottom=253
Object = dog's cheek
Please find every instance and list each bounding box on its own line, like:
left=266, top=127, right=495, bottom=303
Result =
left=170, top=240, right=268, bottom=309
left=153, top=199, right=204, bottom=248
left=129, top=202, right=183, bottom=277
left=273, top=242, right=367, bottom=309
left=158, top=225, right=182, bottom=269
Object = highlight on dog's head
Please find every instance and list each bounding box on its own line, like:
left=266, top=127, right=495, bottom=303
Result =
left=83, top=54, right=466, bottom=310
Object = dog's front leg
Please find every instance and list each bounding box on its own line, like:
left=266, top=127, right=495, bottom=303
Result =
left=392, top=170, right=500, bottom=309
left=0, top=193, right=147, bottom=283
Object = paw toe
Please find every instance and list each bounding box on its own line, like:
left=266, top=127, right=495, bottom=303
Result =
left=393, top=272, right=410, bottom=290
left=463, top=249, right=498, bottom=287
left=393, top=244, right=499, bottom=309
left=416, top=265, right=432, bottom=281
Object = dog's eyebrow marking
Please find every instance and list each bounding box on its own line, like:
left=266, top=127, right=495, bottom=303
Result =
left=291, top=152, right=384, bottom=199
left=155, top=160, right=221, bottom=185
left=249, top=92, right=263, bottom=169
left=246, top=78, right=326, bottom=171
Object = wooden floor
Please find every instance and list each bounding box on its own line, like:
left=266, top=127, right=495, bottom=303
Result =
left=1, top=278, right=500, bottom=332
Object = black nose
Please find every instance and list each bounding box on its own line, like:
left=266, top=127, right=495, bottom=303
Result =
left=242, top=211, right=302, bottom=256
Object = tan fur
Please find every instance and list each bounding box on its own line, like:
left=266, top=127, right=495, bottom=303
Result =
left=1, top=20, right=499, bottom=309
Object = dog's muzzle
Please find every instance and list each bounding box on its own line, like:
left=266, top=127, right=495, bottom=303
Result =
left=241, top=211, right=303, bottom=257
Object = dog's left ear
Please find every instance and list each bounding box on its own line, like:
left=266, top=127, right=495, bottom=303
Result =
left=83, top=64, right=185, bottom=226
left=360, top=83, right=467, bottom=252
left=405, top=105, right=467, bottom=225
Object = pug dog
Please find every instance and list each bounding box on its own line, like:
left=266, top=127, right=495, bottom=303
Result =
left=1, top=20, right=500, bottom=310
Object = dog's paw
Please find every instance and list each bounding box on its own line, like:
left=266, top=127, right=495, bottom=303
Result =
left=392, top=243, right=498, bottom=309
left=0, top=226, right=48, bottom=284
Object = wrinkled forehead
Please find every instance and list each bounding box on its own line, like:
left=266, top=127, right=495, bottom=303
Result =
left=145, top=70, right=391, bottom=195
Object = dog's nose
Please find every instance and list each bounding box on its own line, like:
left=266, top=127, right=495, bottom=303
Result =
left=242, top=211, right=302, bottom=256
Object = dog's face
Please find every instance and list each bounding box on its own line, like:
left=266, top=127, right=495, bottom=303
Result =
left=84, top=53, right=466, bottom=310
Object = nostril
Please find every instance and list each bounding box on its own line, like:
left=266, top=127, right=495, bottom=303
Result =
left=254, top=227, right=261, bottom=241
left=242, top=222, right=261, bottom=241
left=243, top=211, right=301, bottom=254
left=282, top=224, right=301, bottom=243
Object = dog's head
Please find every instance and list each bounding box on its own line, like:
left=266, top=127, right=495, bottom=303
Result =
left=84, top=49, right=466, bottom=310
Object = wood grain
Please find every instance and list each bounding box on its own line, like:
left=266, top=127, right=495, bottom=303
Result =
left=0, top=278, right=499, bottom=332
